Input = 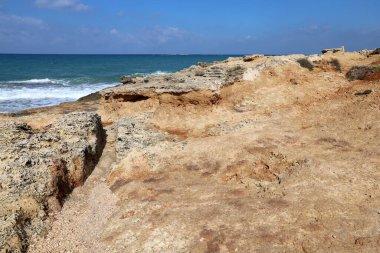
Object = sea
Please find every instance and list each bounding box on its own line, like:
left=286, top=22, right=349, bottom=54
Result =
left=0, top=54, right=233, bottom=113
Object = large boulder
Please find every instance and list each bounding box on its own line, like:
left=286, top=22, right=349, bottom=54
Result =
left=0, top=112, right=105, bottom=253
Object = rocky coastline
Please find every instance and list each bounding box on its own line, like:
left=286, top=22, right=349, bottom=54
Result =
left=1, top=48, right=380, bottom=252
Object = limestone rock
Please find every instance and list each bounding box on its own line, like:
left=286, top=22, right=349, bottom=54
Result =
left=243, top=54, right=263, bottom=62
left=0, top=112, right=105, bottom=252
left=196, top=61, right=212, bottom=68
left=120, top=76, right=137, bottom=84
left=359, top=49, right=372, bottom=57
left=225, top=56, right=243, bottom=62
left=101, top=63, right=248, bottom=101
left=7, top=48, right=380, bottom=253
left=115, top=114, right=168, bottom=161
left=322, top=46, right=345, bottom=54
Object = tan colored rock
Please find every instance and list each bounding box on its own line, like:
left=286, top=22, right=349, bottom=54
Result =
left=243, top=54, right=263, bottom=62
left=0, top=112, right=105, bottom=252
left=321, top=46, right=345, bottom=54
left=2, top=49, right=380, bottom=253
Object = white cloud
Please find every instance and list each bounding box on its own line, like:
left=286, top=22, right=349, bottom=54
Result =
left=0, top=13, right=49, bottom=51
left=0, top=13, right=45, bottom=29
left=109, top=28, right=118, bottom=35
left=108, top=26, right=187, bottom=46
left=34, top=0, right=89, bottom=12
left=151, top=26, right=184, bottom=43
left=244, top=35, right=257, bottom=41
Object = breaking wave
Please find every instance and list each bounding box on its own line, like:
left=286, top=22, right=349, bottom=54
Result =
left=5, top=78, right=69, bottom=85
left=0, top=70, right=169, bottom=113
left=0, top=79, right=117, bottom=113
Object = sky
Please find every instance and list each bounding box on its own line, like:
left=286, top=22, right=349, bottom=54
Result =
left=0, top=0, right=379, bottom=54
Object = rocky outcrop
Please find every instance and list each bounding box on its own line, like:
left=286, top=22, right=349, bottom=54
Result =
left=322, top=46, right=345, bottom=54
left=0, top=112, right=105, bottom=253
left=120, top=76, right=137, bottom=84
left=243, top=54, right=263, bottom=62
left=3, top=49, right=380, bottom=253
left=100, top=55, right=311, bottom=104
left=101, top=62, right=249, bottom=102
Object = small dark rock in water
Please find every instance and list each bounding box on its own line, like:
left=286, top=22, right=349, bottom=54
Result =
left=355, top=90, right=373, bottom=96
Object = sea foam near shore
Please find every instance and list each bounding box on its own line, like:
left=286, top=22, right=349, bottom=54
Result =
left=0, top=73, right=171, bottom=113
left=0, top=79, right=116, bottom=113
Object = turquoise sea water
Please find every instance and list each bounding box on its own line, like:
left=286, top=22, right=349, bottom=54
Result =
left=0, top=54, right=233, bottom=113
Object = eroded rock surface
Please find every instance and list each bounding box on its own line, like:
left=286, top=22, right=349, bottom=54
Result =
left=101, top=61, right=248, bottom=101
left=2, top=50, right=380, bottom=252
left=0, top=112, right=105, bottom=252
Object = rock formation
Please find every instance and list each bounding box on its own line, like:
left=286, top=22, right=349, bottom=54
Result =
left=1, top=49, right=380, bottom=252
left=321, top=46, right=345, bottom=54
left=0, top=112, right=105, bottom=252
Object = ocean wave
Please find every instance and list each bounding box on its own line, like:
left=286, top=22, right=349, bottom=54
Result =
left=0, top=98, right=73, bottom=113
left=1, top=71, right=171, bottom=87
left=150, top=70, right=170, bottom=76
left=131, top=70, right=170, bottom=77
left=0, top=83, right=116, bottom=101
left=4, top=78, right=69, bottom=85
left=0, top=70, right=169, bottom=112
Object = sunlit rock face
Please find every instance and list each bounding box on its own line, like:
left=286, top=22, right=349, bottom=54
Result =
left=0, top=112, right=105, bottom=252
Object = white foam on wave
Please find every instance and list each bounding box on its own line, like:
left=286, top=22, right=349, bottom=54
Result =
left=0, top=83, right=116, bottom=101
left=150, top=70, right=170, bottom=76
left=131, top=70, right=170, bottom=77
left=0, top=70, right=169, bottom=112
left=5, top=78, right=69, bottom=85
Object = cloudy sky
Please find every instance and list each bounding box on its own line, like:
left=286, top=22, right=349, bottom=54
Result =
left=0, top=0, right=379, bottom=54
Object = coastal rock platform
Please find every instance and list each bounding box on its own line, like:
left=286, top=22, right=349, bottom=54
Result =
left=1, top=49, right=380, bottom=252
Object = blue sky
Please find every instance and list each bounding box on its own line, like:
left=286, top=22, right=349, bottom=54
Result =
left=0, top=0, right=379, bottom=54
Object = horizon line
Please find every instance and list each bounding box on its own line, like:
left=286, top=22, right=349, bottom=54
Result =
left=0, top=53, right=247, bottom=56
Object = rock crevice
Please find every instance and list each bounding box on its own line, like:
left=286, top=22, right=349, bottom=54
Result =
left=0, top=112, right=105, bottom=253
